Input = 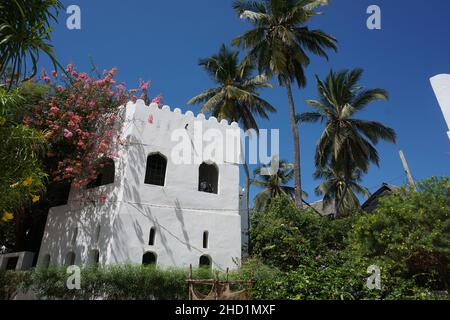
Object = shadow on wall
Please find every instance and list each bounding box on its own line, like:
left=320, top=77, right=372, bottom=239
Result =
left=39, top=154, right=125, bottom=267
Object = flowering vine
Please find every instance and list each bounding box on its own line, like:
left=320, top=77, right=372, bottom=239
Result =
left=25, top=64, right=163, bottom=188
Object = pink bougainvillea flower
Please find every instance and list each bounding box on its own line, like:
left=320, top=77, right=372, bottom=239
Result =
left=152, top=95, right=163, bottom=107
left=79, top=72, right=88, bottom=80
left=139, top=79, right=151, bottom=91
left=66, top=64, right=74, bottom=73
left=30, top=65, right=157, bottom=187
left=41, top=69, right=51, bottom=82
left=63, top=129, right=73, bottom=139
left=49, top=106, right=60, bottom=116
left=65, top=167, right=74, bottom=174
left=147, top=114, right=154, bottom=124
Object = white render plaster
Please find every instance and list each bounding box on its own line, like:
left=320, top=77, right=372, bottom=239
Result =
left=38, top=100, right=245, bottom=271
left=430, top=74, right=450, bottom=140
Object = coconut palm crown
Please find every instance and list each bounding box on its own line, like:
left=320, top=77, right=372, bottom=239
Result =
left=314, top=165, right=370, bottom=217
left=188, top=44, right=276, bottom=131
left=232, top=0, right=337, bottom=208
left=252, top=159, right=308, bottom=212
left=297, top=68, right=397, bottom=173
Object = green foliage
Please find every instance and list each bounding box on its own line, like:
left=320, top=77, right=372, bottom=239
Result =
left=0, top=271, right=31, bottom=300
left=0, top=84, right=48, bottom=222
left=252, top=160, right=304, bottom=212
left=0, top=0, right=63, bottom=84
left=23, top=265, right=213, bottom=300
left=233, top=0, right=337, bottom=207
left=314, top=165, right=370, bottom=216
left=348, top=177, right=450, bottom=292
left=299, top=68, right=396, bottom=216
left=251, top=196, right=352, bottom=269
left=248, top=178, right=450, bottom=299
left=188, top=44, right=276, bottom=131
left=232, top=0, right=337, bottom=87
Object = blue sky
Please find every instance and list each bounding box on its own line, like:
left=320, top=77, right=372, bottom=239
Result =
left=40, top=0, right=450, bottom=203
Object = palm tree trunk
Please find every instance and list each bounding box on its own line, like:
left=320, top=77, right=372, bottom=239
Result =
left=285, top=79, right=303, bottom=209
left=336, top=152, right=353, bottom=217
left=336, top=182, right=348, bottom=218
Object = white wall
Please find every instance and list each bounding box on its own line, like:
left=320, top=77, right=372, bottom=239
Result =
left=430, top=74, right=450, bottom=140
left=38, top=100, right=242, bottom=270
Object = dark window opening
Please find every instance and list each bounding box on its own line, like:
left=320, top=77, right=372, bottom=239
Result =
left=203, top=231, right=209, bottom=249
left=199, top=255, right=211, bottom=269
left=149, top=227, right=156, bottom=246
left=95, top=225, right=101, bottom=243
left=89, top=250, right=100, bottom=265
left=87, top=158, right=115, bottom=189
left=145, top=153, right=167, bottom=186
left=72, top=226, right=78, bottom=246
left=6, top=257, right=19, bottom=270
left=65, top=252, right=76, bottom=266
left=198, top=163, right=218, bottom=194
left=142, top=252, right=157, bottom=266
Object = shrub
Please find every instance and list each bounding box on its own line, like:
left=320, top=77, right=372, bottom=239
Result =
left=0, top=271, right=32, bottom=300
left=249, top=178, right=450, bottom=299
left=251, top=196, right=354, bottom=270
left=26, top=265, right=213, bottom=300
left=348, top=177, right=450, bottom=293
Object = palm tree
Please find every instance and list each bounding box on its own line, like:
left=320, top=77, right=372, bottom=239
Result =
left=233, top=0, right=337, bottom=208
left=188, top=44, right=276, bottom=223
left=297, top=68, right=396, bottom=211
left=314, top=165, right=370, bottom=217
left=252, top=160, right=298, bottom=212
left=0, top=0, right=63, bottom=85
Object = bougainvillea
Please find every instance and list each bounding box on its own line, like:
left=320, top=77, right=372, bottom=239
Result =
left=26, top=64, right=162, bottom=188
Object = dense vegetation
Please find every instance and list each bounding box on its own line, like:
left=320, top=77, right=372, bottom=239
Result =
left=1, top=177, right=448, bottom=300
left=247, top=177, right=450, bottom=299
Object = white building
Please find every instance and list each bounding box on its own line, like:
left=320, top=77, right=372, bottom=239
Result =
left=37, top=100, right=246, bottom=270
left=430, top=74, right=450, bottom=140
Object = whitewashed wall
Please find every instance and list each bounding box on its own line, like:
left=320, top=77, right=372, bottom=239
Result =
left=38, top=100, right=243, bottom=270
left=430, top=74, right=450, bottom=140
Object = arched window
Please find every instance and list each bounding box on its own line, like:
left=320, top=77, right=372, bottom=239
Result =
left=142, top=252, right=157, bottom=266
left=203, top=231, right=209, bottom=249
left=198, top=162, right=218, bottom=194
left=148, top=227, right=156, bottom=246
left=87, top=158, right=115, bottom=189
left=65, top=252, right=76, bottom=266
left=199, top=255, right=211, bottom=269
left=145, top=153, right=167, bottom=186
left=41, top=254, right=51, bottom=268
left=71, top=226, right=78, bottom=246
left=95, top=224, right=101, bottom=243
left=89, top=249, right=100, bottom=265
